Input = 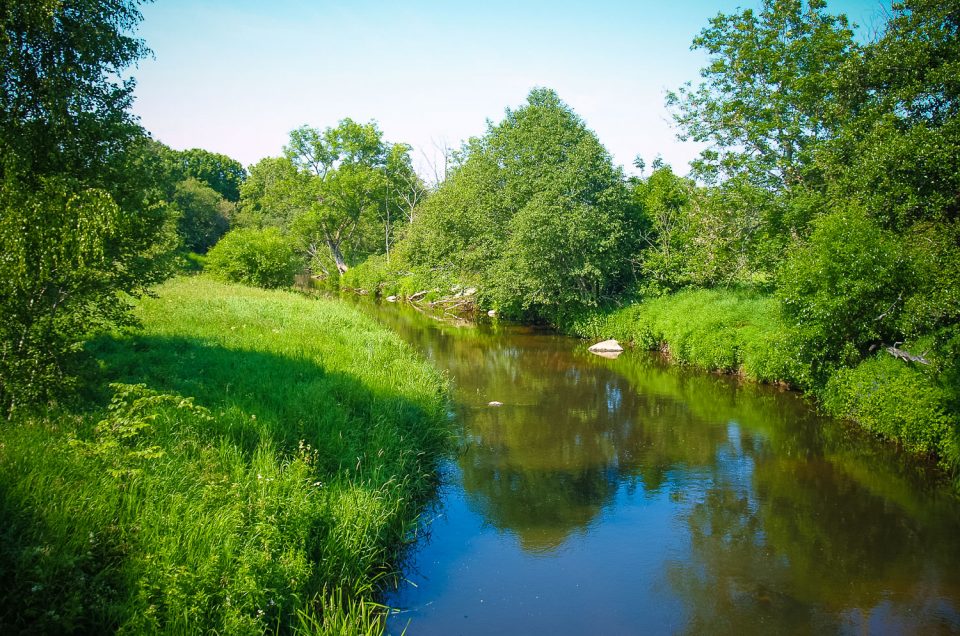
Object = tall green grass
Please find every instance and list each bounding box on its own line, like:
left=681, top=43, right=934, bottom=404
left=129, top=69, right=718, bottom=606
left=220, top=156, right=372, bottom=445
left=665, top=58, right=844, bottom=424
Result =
left=568, top=288, right=794, bottom=383
left=0, top=276, right=450, bottom=634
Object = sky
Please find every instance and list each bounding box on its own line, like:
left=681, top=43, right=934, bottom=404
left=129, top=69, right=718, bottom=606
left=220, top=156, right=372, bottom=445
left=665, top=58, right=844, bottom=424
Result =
left=130, top=0, right=891, bottom=181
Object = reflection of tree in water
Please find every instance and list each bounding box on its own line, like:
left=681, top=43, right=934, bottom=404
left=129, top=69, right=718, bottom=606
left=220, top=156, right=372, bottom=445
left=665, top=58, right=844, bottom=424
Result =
left=358, top=300, right=960, bottom=630
left=667, top=451, right=960, bottom=634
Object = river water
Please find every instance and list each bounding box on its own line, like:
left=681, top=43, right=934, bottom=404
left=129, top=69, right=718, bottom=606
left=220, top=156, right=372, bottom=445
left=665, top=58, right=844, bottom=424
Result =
left=348, top=299, right=960, bottom=635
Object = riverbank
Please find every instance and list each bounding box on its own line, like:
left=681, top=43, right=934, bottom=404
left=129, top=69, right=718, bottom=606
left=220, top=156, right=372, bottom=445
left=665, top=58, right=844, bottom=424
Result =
left=0, top=276, right=451, bottom=634
left=564, top=288, right=959, bottom=488
left=337, top=267, right=958, bottom=487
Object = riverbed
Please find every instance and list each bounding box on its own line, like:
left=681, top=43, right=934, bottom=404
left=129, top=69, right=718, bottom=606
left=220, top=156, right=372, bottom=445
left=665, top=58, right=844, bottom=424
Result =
left=346, top=299, right=960, bottom=635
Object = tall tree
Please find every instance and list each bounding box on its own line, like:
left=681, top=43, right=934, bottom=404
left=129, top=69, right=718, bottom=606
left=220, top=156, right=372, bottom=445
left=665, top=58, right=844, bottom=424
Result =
left=667, top=0, right=856, bottom=190
left=283, top=119, right=414, bottom=273
left=401, top=88, right=637, bottom=320
left=0, top=0, right=174, bottom=414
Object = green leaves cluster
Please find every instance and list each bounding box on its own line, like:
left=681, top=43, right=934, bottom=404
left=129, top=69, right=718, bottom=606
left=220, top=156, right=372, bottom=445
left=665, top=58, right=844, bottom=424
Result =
left=399, top=88, right=636, bottom=321
left=0, top=1, right=185, bottom=413
left=232, top=119, right=424, bottom=279
left=205, top=227, right=301, bottom=289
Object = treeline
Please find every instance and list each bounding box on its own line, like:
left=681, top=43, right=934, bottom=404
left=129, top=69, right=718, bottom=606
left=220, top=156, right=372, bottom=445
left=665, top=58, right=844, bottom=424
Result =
left=199, top=1, right=958, bottom=480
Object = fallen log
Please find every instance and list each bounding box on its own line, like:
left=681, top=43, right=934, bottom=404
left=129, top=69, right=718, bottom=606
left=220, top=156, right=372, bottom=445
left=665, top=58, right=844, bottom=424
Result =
left=885, top=344, right=930, bottom=365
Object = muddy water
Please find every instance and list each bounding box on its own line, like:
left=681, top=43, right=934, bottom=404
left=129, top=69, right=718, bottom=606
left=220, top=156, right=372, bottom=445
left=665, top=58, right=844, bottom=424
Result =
left=350, top=300, right=960, bottom=635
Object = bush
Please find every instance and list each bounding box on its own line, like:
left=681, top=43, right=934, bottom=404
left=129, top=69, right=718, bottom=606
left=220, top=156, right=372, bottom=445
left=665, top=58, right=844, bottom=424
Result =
left=822, top=354, right=958, bottom=473
left=205, top=228, right=302, bottom=289
left=777, top=205, right=906, bottom=385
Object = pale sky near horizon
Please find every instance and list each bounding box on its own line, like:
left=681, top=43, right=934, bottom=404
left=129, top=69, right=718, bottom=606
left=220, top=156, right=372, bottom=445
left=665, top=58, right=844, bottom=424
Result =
left=130, top=0, right=890, bottom=181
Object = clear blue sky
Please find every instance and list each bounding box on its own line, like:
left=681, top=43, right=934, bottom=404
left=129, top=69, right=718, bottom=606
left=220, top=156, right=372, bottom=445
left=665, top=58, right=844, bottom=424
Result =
left=131, top=0, right=890, bottom=179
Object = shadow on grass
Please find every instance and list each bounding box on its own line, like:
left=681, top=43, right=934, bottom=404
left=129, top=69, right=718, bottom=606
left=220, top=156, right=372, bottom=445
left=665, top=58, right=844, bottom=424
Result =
left=0, top=332, right=449, bottom=633
left=0, top=435, right=127, bottom=635
left=86, top=332, right=447, bottom=471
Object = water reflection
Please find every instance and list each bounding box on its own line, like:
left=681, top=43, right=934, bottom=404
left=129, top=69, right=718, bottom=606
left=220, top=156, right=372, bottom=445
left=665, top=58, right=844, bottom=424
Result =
left=344, top=299, right=960, bottom=634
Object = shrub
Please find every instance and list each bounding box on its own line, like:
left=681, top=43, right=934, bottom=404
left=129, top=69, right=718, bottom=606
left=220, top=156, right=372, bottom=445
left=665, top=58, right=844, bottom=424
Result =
left=777, top=205, right=906, bottom=385
left=205, top=227, right=302, bottom=289
left=822, top=354, right=958, bottom=472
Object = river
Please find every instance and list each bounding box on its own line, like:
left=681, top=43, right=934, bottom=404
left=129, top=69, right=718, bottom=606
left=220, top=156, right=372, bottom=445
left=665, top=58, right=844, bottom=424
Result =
left=346, top=298, right=960, bottom=635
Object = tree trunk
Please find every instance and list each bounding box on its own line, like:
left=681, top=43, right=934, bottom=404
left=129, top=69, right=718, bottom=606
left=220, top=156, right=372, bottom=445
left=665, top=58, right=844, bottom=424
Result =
left=327, top=239, right=348, bottom=274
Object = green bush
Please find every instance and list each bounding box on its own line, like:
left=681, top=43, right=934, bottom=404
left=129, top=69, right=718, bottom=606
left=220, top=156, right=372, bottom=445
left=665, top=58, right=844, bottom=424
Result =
left=777, top=205, right=906, bottom=385
left=205, top=227, right=302, bottom=289
left=822, top=354, right=958, bottom=473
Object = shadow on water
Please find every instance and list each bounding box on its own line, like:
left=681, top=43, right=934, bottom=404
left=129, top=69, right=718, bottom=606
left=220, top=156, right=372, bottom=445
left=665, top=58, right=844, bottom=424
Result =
left=345, top=298, right=960, bottom=635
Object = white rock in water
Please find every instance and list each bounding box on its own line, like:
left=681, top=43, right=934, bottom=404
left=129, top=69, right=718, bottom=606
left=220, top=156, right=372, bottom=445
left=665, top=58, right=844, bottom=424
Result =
left=588, top=339, right=623, bottom=353
left=487, top=309, right=497, bottom=317
left=386, top=295, right=398, bottom=302
left=488, top=401, right=503, bottom=407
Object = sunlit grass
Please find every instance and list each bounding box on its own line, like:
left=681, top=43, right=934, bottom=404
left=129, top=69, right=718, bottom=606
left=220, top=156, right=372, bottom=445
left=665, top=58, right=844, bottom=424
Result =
left=0, top=276, right=450, bottom=634
left=570, top=288, right=793, bottom=383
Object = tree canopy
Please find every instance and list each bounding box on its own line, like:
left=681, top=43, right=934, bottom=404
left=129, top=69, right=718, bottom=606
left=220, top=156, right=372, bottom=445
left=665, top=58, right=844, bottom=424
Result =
left=0, top=0, right=174, bottom=414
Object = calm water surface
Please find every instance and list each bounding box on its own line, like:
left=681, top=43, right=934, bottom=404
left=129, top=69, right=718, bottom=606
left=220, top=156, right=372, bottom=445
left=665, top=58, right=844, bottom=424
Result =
left=349, top=299, right=960, bottom=635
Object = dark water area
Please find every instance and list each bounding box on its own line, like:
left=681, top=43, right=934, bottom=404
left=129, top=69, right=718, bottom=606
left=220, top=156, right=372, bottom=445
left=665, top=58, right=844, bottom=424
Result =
left=346, top=298, right=960, bottom=635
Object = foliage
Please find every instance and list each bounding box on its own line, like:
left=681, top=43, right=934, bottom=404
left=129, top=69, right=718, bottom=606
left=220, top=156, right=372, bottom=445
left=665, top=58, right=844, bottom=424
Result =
left=164, top=147, right=246, bottom=202
left=491, top=190, right=628, bottom=321
left=0, top=174, right=174, bottom=416
left=668, top=0, right=856, bottom=190
left=399, top=88, right=637, bottom=321
left=818, top=0, right=960, bottom=230
left=235, top=156, right=304, bottom=231
left=0, top=0, right=149, bottom=183
left=631, top=165, right=694, bottom=292
left=822, top=355, right=958, bottom=470
left=171, top=177, right=231, bottom=253
left=777, top=205, right=908, bottom=386
left=0, top=1, right=175, bottom=415
left=282, top=119, right=419, bottom=274
left=205, top=227, right=302, bottom=289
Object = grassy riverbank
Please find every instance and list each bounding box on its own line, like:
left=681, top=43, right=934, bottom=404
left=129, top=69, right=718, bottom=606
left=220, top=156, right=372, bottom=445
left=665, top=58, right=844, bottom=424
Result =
left=566, top=288, right=959, bottom=487
left=0, top=276, right=450, bottom=634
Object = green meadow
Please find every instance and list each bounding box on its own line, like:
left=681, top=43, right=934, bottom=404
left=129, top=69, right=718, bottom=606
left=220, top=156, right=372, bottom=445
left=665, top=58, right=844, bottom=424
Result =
left=0, top=276, right=450, bottom=634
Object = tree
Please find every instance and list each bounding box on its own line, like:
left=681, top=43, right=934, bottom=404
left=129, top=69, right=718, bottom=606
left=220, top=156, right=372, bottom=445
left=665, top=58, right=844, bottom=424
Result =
left=0, top=0, right=174, bottom=414
left=283, top=119, right=413, bottom=274
left=165, top=148, right=246, bottom=202
left=632, top=165, right=695, bottom=291
left=171, top=177, right=231, bottom=252
left=400, top=88, right=637, bottom=320
left=235, top=156, right=304, bottom=231
left=667, top=0, right=856, bottom=190
left=818, top=0, right=960, bottom=230
left=0, top=0, right=149, bottom=184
